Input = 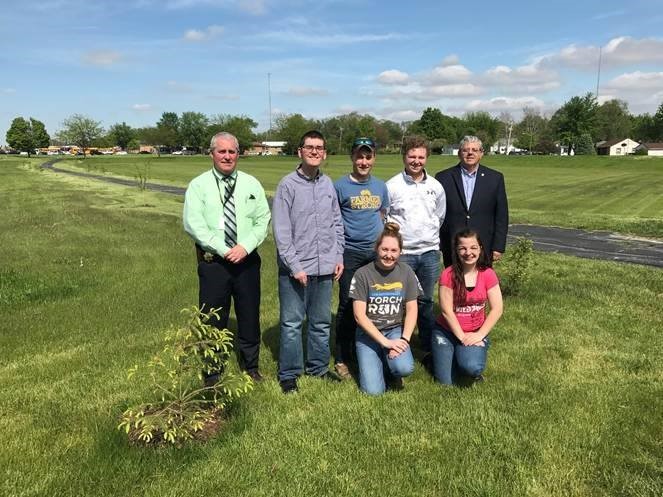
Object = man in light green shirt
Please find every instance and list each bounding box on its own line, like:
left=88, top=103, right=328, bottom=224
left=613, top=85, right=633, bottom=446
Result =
left=183, top=132, right=270, bottom=382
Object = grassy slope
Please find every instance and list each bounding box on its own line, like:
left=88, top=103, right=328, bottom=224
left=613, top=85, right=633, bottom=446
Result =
left=1, top=158, right=661, bottom=497
left=52, top=154, right=663, bottom=237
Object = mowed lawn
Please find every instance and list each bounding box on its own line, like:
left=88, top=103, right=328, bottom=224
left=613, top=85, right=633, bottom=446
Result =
left=53, top=153, right=663, bottom=238
left=1, top=158, right=662, bottom=497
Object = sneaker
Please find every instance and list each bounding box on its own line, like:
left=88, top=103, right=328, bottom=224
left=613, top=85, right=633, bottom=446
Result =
left=319, top=371, right=342, bottom=382
left=334, top=362, right=351, bottom=380
left=280, top=378, right=298, bottom=394
left=247, top=371, right=264, bottom=382
left=203, top=373, right=220, bottom=388
left=387, top=376, right=404, bottom=391
left=473, top=374, right=485, bottom=384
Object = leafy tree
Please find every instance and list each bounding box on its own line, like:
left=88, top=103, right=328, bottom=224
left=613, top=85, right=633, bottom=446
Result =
left=374, top=119, right=403, bottom=152
left=179, top=112, right=209, bottom=152
left=575, top=133, right=596, bottom=155
left=273, top=113, right=316, bottom=155
left=550, top=93, right=598, bottom=154
left=208, top=114, right=257, bottom=152
left=6, top=117, right=50, bottom=156
left=409, top=108, right=459, bottom=146
left=155, top=112, right=180, bottom=149
left=631, top=113, right=657, bottom=142
left=595, top=99, right=632, bottom=142
left=108, top=122, right=134, bottom=150
left=57, top=114, right=103, bottom=158
left=514, top=108, right=548, bottom=152
left=654, top=102, right=663, bottom=140
left=460, top=111, right=500, bottom=148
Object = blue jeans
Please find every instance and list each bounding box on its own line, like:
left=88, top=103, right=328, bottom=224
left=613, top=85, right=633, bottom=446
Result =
left=431, top=325, right=489, bottom=385
left=335, top=248, right=375, bottom=364
left=278, top=271, right=333, bottom=381
left=355, top=326, right=414, bottom=395
left=399, top=250, right=440, bottom=354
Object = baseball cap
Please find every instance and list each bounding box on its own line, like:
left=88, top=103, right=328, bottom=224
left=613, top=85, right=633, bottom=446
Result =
left=351, top=137, right=376, bottom=154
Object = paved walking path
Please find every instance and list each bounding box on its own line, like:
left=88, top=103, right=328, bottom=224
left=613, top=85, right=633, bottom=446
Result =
left=42, top=159, right=663, bottom=268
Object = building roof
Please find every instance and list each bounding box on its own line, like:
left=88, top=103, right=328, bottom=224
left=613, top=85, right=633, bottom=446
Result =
left=638, top=142, right=663, bottom=150
left=596, top=138, right=637, bottom=149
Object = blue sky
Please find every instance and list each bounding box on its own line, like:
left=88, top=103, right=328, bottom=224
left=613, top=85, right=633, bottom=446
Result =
left=2, top=0, right=663, bottom=144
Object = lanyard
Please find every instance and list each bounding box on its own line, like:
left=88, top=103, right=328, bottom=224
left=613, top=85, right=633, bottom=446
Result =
left=214, top=174, right=237, bottom=207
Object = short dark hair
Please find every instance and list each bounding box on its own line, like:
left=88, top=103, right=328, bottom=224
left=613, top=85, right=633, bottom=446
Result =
left=401, top=135, right=430, bottom=157
left=298, top=130, right=326, bottom=149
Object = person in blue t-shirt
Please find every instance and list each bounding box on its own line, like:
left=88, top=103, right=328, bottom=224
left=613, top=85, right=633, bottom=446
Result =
left=333, top=137, right=389, bottom=379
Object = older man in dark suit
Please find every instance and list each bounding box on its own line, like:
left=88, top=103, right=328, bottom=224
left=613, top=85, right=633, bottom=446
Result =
left=435, top=135, right=508, bottom=267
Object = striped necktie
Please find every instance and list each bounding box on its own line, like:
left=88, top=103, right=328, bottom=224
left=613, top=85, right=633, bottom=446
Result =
left=222, top=175, right=237, bottom=248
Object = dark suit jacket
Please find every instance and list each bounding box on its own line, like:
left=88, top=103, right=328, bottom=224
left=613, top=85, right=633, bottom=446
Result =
left=435, top=164, right=508, bottom=267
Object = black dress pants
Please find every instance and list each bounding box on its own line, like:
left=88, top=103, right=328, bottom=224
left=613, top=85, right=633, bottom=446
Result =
left=197, top=251, right=261, bottom=372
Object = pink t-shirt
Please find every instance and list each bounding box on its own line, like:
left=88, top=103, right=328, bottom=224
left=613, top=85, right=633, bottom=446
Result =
left=436, top=267, right=499, bottom=333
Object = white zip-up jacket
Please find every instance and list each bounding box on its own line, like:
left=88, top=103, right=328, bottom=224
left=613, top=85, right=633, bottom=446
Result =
left=386, top=170, right=446, bottom=255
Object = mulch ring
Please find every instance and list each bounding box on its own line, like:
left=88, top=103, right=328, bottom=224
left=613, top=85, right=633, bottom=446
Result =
left=125, top=407, right=225, bottom=447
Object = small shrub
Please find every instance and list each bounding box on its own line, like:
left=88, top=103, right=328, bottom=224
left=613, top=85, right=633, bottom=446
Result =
left=498, top=237, right=534, bottom=296
left=134, top=161, right=151, bottom=191
left=118, top=305, right=253, bottom=446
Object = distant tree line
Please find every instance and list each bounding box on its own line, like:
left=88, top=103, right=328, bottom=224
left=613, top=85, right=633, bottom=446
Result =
left=6, top=97, right=663, bottom=157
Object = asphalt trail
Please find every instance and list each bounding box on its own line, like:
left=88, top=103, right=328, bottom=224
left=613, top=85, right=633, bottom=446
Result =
left=41, top=159, right=663, bottom=268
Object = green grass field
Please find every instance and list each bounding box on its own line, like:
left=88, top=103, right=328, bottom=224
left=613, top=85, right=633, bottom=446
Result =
left=1, top=157, right=662, bottom=497
left=52, top=153, right=663, bottom=238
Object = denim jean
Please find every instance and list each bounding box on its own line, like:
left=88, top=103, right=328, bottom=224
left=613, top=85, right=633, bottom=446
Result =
left=355, top=326, right=415, bottom=395
left=278, top=271, right=333, bottom=381
left=431, top=325, right=490, bottom=385
left=399, top=250, right=440, bottom=354
left=335, top=248, right=375, bottom=365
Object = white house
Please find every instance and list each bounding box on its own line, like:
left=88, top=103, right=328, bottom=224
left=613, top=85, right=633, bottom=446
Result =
left=596, top=138, right=639, bottom=156
left=634, top=142, right=663, bottom=157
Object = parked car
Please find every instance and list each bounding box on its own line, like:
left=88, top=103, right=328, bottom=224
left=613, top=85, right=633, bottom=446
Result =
left=171, top=150, right=183, bottom=155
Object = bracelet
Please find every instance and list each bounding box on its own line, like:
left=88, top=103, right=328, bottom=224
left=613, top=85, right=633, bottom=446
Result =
left=400, top=336, right=410, bottom=344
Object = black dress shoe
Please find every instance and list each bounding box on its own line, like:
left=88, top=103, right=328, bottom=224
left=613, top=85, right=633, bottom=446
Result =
left=203, top=373, right=220, bottom=387
left=247, top=371, right=264, bottom=382
left=319, top=371, right=342, bottom=382
left=280, top=378, right=298, bottom=394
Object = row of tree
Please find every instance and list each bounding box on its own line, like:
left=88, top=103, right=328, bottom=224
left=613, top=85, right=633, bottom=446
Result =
left=6, top=96, right=663, bottom=157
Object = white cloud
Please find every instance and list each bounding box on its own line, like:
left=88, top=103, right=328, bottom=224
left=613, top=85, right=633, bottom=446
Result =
left=604, top=71, right=663, bottom=91
left=132, top=104, right=152, bottom=111
left=482, top=63, right=560, bottom=93
left=463, top=96, right=546, bottom=113
left=537, top=36, right=663, bottom=71
left=377, top=70, right=410, bottom=85
left=285, top=86, right=329, bottom=97
left=166, top=0, right=266, bottom=14
left=423, top=64, right=472, bottom=85
left=256, top=30, right=404, bottom=46
left=165, top=81, right=193, bottom=92
left=601, top=71, right=663, bottom=114
left=183, top=24, right=224, bottom=42
left=81, top=50, right=122, bottom=66
left=440, top=54, right=459, bottom=66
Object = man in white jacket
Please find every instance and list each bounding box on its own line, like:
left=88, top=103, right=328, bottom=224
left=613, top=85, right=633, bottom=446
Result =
left=386, top=136, right=446, bottom=363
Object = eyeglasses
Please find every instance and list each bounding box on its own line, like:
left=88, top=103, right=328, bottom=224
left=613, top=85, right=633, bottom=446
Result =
left=301, top=145, right=325, bottom=152
left=460, top=148, right=482, bottom=154
left=352, top=137, right=375, bottom=148
left=215, top=149, right=238, bottom=155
